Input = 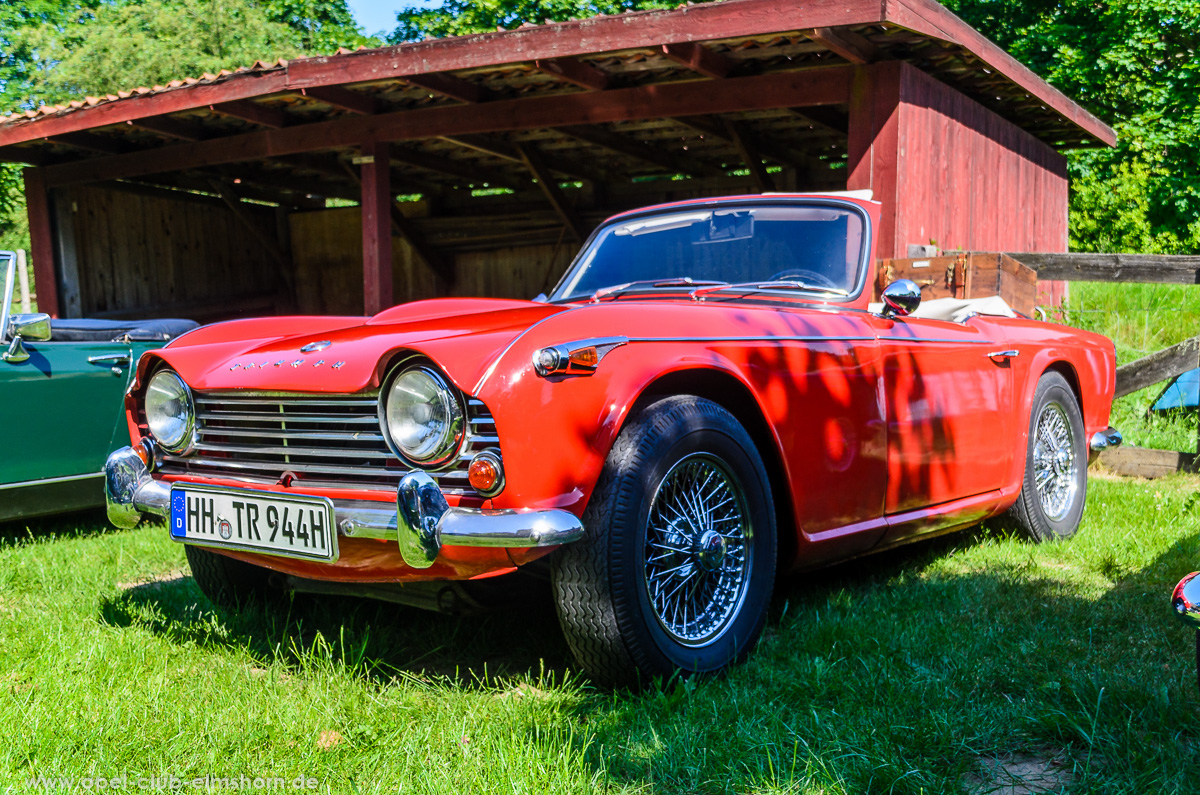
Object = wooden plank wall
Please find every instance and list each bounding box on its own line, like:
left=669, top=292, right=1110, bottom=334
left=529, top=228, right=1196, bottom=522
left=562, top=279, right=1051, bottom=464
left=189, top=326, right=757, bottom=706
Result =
left=59, top=183, right=283, bottom=319
left=289, top=206, right=575, bottom=315
left=892, top=63, right=1070, bottom=257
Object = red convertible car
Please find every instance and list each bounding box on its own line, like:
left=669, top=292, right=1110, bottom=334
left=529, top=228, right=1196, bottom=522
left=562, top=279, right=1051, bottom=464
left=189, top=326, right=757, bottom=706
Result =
left=106, top=194, right=1119, bottom=685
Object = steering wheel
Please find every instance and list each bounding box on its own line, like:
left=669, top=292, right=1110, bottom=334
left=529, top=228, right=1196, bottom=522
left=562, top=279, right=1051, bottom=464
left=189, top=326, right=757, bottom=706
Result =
left=765, top=268, right=840, bottom=290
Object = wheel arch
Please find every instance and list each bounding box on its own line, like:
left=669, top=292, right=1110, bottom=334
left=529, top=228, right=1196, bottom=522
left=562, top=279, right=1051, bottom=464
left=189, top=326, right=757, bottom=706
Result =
left=629, top=367, right=799, bottom=569
left=1043, top=360, right=1083, bottom=408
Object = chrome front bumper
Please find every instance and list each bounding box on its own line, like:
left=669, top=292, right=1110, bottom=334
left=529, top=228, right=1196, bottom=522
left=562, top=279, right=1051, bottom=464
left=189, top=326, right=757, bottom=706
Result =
left=104, top=446, right=584, bottom=569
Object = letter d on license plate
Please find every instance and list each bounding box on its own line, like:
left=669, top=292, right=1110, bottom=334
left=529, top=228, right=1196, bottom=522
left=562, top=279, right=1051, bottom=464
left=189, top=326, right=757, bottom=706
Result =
left=169, top=484, right=338, bottom=563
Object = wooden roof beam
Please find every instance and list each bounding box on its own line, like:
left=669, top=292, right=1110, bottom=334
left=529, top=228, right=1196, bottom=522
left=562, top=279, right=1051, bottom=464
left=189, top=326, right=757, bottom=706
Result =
left=804, top=27, right=883, bottom=65
left=515, top=142, right=586, bottom=242
left=42, top=68, right=856, bottom=187
left=557, top=124, right=722, bottom=177
left=0, top=146, right=50, bottom=165
left=210, top=100, right=287, bottom=129
left=533, top=58, right=610, bottom=91
left=406, top=73, right=491, bottom=104
left=299, top=86, right=379, bottom=115
left=439, top=134, right=606, bottom=183
left=125, top=115, right=208, bottom=142
left=388, top=146, right=523, bottom=190
left=791, top=107, right=850, bottom=134
left=660, top=42, right=734, bottom=79
left=722, top=119, right=774, bottom=192
left=48, top=132, right=126, bottom=155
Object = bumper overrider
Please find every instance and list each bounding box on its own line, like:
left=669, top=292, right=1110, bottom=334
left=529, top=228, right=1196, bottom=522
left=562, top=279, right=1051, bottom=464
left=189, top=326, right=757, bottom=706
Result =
left=104, top=445, right=584, bottom=569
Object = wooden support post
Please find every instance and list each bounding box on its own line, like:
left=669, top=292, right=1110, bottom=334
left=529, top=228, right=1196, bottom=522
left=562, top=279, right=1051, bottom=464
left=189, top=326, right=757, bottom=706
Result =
left=22, top=168, right=59, bottom=318
left=847, top=61, right=903, bottom=258
left=16, top=249, right=30, bottom=313
left=515, top=143, right=587, bottom=243
left=359, top=141, right=394, bottom=315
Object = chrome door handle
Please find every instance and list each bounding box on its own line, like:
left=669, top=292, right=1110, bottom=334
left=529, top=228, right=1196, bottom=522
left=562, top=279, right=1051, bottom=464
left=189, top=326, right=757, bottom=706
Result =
left=88, top=353, right=131, bottom=375
left=88, top=353, right=132, bottom=366
left=986, top=350, right=1019, bottom=360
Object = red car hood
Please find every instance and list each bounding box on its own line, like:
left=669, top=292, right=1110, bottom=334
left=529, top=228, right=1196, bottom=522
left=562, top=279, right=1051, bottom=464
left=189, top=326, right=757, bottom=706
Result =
left=150, top=298, right=565, bottom=395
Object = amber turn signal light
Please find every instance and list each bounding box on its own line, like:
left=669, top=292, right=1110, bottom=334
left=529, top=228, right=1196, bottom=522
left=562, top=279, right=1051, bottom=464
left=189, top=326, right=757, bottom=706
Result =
left=468, top=450, right=505, bottom=497
left=568, top=347, right=598, bottom=368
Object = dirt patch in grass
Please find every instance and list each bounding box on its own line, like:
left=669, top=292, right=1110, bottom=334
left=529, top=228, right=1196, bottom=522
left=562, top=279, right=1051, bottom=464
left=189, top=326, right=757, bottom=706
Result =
left=116, top=569, right=187, bottom=591
left=965, top=752, right=1075, bottom=794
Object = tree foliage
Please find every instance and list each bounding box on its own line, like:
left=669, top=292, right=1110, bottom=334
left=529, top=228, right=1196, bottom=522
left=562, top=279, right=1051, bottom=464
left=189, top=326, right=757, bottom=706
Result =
left=0, top=0, right=375, bottom=249
left=940, top=0, right=1200, bottom=253
left=390, top=0, right=674, bottom=43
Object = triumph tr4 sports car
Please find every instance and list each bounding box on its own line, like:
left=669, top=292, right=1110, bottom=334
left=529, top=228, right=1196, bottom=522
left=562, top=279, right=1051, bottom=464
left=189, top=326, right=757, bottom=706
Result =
left=105, top=194, right=1120, bottom=686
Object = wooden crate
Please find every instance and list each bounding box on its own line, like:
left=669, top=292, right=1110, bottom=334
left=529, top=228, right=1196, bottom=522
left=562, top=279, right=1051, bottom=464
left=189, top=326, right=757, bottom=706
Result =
left=873, top=253, right=1038, bottom=317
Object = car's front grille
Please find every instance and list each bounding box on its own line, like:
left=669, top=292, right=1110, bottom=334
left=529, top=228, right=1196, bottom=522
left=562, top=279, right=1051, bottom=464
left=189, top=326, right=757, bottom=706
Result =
left=157, top=392, right=498, bottom=495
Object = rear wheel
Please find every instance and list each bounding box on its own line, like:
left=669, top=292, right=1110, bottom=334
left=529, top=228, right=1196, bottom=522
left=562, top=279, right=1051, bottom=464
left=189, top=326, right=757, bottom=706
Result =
left=185, top=544, right=278, bottom=609
left=552, top=396, right=777, bottom=688
left=1006, top=372, right=1087, bottom=542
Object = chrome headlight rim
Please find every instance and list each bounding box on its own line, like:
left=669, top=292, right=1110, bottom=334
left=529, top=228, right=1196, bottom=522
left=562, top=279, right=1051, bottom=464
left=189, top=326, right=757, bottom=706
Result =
left=144, top=368, right=195, bottom=455
left=379, top=361, right=465, bottom=469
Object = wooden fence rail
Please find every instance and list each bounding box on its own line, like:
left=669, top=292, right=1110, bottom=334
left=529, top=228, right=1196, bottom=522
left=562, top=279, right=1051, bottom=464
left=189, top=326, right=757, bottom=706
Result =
left=1114, top=336, right=1200, bottom=399
left=1006, top=252, right=1200, bottom=479
left=1009, top=252, right=1200, bottom=284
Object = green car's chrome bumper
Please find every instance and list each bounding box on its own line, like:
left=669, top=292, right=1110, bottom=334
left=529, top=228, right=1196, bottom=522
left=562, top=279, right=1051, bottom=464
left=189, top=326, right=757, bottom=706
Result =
left=104, top=445, right=584, bottom=569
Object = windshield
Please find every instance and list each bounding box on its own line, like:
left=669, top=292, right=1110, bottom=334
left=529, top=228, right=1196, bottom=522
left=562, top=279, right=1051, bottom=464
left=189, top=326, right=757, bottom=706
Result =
left=551, top=202, right=868, bottom=302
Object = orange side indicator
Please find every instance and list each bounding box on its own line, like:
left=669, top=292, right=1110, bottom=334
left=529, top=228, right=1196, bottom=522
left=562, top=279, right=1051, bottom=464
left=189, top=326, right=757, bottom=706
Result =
left=568, top=347, right=599, bottom=368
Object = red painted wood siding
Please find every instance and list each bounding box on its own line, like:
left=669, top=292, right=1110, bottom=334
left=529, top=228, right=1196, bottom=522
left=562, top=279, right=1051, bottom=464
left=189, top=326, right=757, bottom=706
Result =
left=892, top=63, right=1068, bottom=258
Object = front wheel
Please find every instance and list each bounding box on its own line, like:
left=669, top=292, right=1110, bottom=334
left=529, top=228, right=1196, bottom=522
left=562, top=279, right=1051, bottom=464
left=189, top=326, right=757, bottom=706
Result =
left=552, top=396, right=777, bottom=688
left=1006, top=371, right=1087, bottom=542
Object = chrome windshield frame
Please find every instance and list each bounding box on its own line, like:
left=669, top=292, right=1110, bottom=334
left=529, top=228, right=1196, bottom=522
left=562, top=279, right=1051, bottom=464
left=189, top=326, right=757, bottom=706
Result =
left=548, top=198, right=874, bottom=305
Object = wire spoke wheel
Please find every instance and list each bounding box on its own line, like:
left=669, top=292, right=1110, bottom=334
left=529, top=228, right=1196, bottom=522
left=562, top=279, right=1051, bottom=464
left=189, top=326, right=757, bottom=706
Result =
left=643, top=453, right=752, bottom=647
left=1032, top=401, right=1078, bottom=522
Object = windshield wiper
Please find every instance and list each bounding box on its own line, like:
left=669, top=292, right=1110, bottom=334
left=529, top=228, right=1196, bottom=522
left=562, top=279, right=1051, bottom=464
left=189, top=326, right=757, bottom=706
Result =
left=690, top=280, right=850, bottom=300
left=590, top=278, right=729, bottom=302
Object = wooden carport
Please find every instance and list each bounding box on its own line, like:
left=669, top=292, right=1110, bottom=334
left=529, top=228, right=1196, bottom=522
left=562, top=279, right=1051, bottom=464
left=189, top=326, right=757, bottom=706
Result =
left=0, top=0, right=1114, bottom=320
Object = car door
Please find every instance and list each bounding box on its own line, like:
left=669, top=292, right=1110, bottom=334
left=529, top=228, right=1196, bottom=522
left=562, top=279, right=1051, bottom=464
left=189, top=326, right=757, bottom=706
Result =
left=0, top=338, right=134, bottom=485
left=866, top=313, right=1015, bottom=541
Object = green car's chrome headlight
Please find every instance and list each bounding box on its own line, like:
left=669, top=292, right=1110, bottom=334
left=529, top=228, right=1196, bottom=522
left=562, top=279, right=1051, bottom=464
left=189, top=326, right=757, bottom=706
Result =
left=382, top=365, right=463, bottom=466
left=145, top=369, right=195, bottom=454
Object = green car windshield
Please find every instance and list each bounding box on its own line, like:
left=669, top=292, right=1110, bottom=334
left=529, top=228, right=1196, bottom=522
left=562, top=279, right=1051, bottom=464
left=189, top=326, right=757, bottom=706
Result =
left=551, top=203, right=868, bottom=302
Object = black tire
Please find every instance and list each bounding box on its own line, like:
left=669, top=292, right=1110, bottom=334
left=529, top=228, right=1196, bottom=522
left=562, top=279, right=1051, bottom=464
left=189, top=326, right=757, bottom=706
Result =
left=1006, top=371, right=1087, bottom=542
left=185, top=544, right=278, bottom=609
left=552, top=396, right=777, bottom=688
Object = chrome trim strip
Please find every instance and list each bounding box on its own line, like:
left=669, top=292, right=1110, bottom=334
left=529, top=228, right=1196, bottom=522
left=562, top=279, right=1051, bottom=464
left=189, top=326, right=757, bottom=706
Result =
left=0, top=472, right=103, bottom=490
left=192, top=442, right=394, bottom=459
left=197, top=411, right=380, bottom=424
left=627, top=335, right=875, bottom=343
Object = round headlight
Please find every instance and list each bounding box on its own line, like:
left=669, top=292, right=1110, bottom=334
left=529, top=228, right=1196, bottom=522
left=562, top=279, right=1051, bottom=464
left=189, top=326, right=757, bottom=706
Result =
left=145, top=369, right=194, bottom=453
left=383, top=365, right=463, bottom=465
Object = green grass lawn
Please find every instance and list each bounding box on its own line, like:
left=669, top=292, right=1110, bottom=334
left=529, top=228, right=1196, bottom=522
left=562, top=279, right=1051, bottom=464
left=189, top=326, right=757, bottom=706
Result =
left=3, top=473, right=1199, bottom=793
left=1057, top=282, right=1200, bottom=451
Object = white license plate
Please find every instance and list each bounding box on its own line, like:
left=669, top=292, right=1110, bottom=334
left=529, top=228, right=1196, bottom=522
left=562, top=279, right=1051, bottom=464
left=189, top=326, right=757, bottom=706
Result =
left=169, top=485, right=338, bottom=563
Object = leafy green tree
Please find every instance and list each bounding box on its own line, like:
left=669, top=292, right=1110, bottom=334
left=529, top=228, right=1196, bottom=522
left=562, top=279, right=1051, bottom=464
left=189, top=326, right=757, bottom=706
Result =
left=941, top=0, right=1200, bottom=253
left=390, top=0, right=675, bottom=42
left=261, top=0, right=376, bottom=53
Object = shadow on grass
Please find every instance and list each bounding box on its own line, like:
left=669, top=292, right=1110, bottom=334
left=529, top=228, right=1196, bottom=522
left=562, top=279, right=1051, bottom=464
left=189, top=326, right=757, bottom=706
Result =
left=98, top=571, right=574, bottom=687
left=0, top=507, right=117, bottom=549
left=94, top=514, right=1200, bottom=792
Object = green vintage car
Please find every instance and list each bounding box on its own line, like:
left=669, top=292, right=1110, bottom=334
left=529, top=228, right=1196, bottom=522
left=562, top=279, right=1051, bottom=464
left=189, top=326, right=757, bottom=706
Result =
left=1, top=251, right=197, bottom=522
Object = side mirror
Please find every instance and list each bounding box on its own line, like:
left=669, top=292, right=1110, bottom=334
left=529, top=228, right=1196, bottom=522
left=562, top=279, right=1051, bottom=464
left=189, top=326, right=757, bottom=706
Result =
left=9, top=313, right=51, bottom=342
left=3, top=312, right=51, bottom=364
left=881, top=279, right=922, bottom=318
left=532, top=293, right=549, bottom=304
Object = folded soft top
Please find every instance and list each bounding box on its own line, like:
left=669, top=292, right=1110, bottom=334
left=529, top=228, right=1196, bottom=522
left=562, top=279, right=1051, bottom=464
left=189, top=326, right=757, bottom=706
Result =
left=48, top=318, right=199, bottom=342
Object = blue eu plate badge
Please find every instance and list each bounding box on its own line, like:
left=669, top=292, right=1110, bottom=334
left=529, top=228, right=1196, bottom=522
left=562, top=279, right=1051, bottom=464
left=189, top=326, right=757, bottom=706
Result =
left=170, top=490, right=187, bottom=539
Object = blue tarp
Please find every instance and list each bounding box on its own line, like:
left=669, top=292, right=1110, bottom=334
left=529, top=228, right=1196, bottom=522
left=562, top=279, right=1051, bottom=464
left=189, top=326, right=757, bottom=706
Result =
left=1152, top=367, right=1200, bottom=411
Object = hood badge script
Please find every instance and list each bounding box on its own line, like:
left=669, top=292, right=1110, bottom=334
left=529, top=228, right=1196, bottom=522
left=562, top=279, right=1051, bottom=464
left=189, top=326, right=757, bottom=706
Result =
left=300, top=340, right=332, bottom=353
left=229, top=358, right=347, bottom=372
